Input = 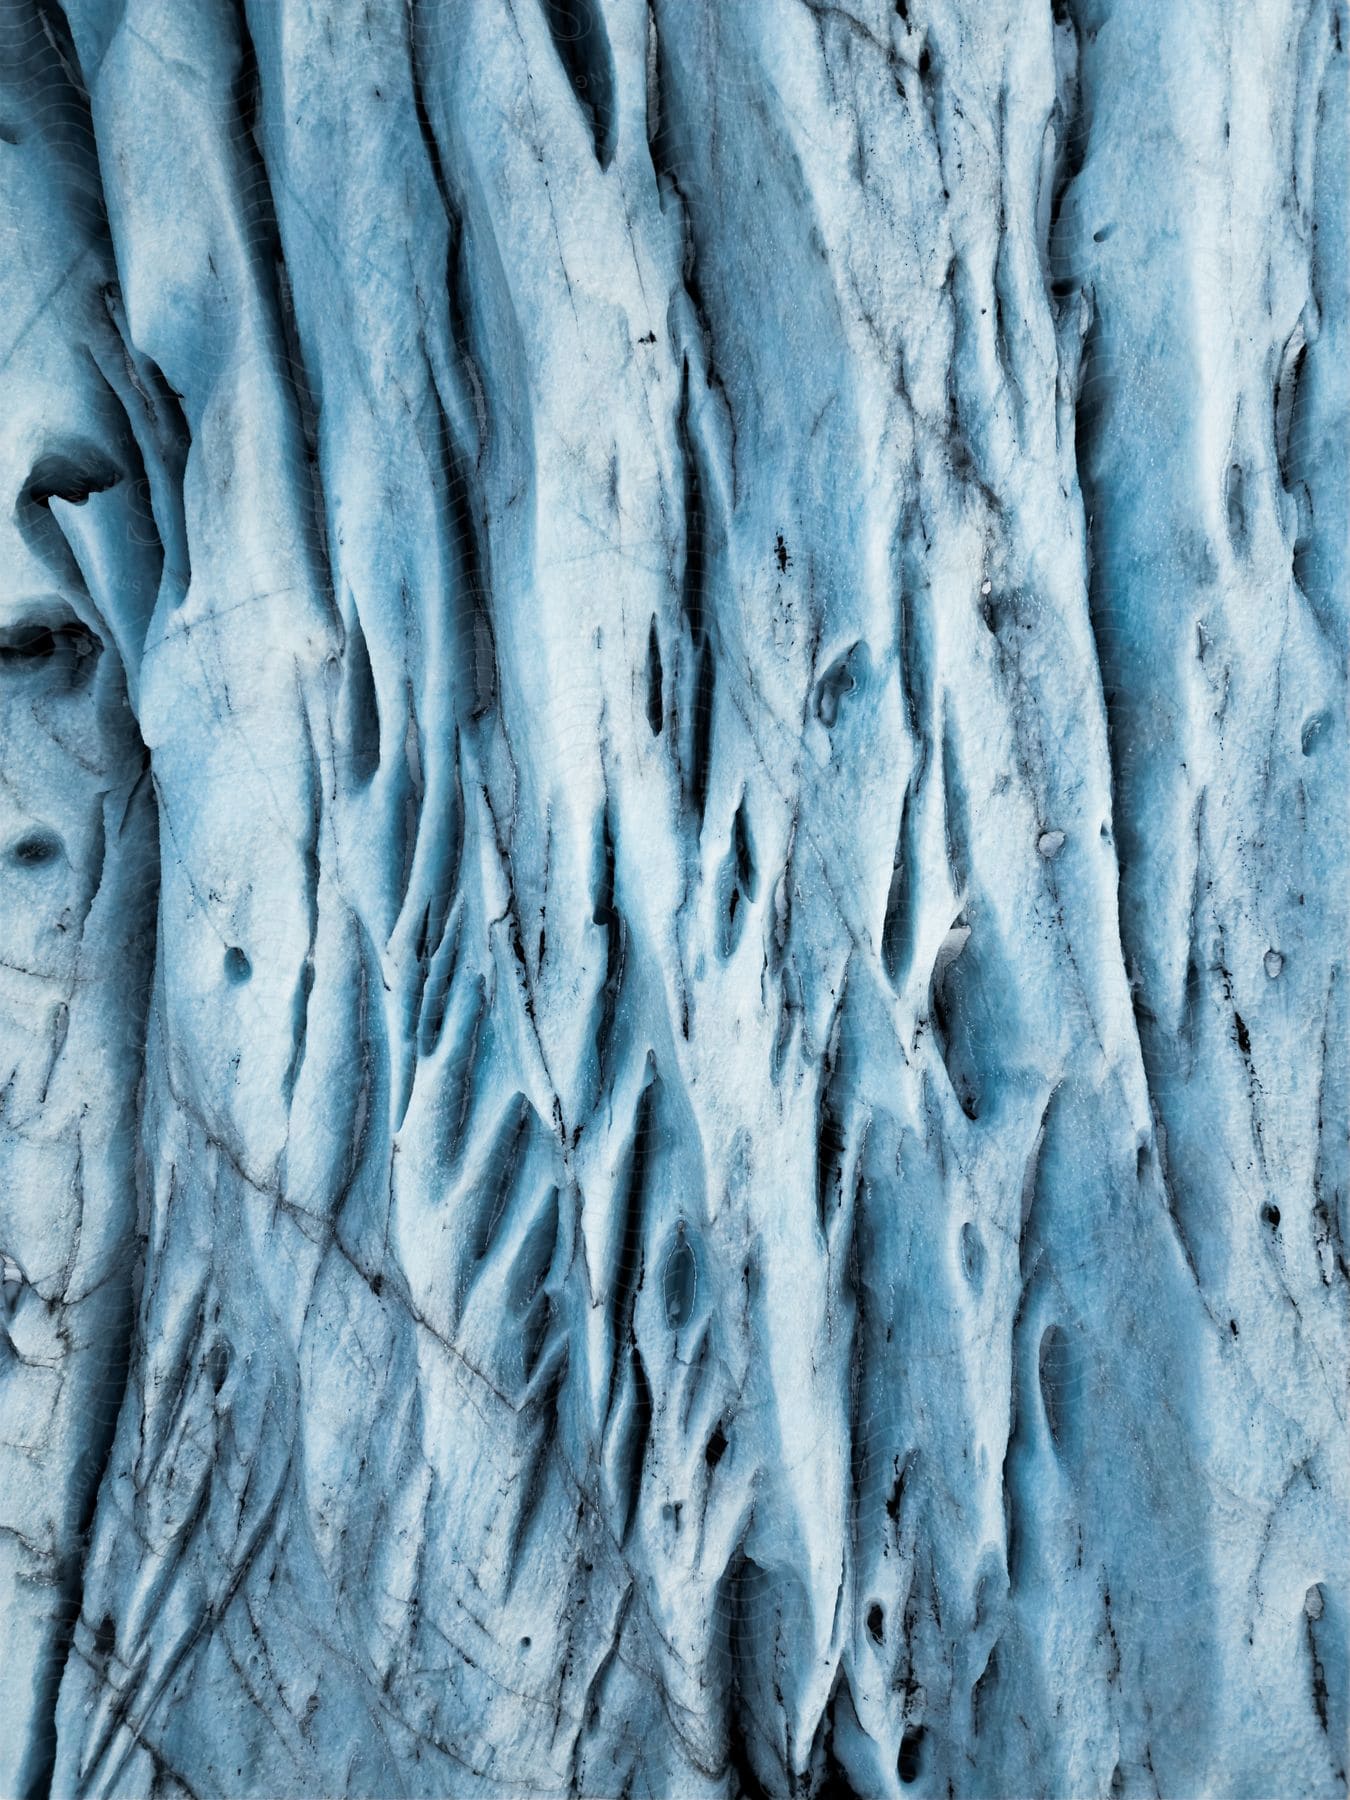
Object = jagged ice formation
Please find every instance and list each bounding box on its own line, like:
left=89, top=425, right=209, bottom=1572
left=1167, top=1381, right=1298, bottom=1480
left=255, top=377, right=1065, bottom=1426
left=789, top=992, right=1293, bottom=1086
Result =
left=0, top=0, right=1346, bottom=1795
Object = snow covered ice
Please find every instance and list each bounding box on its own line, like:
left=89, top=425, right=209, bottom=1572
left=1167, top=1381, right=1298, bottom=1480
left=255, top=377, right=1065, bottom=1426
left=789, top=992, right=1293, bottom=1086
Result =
left=0, top=0, right=1345, bottom=1795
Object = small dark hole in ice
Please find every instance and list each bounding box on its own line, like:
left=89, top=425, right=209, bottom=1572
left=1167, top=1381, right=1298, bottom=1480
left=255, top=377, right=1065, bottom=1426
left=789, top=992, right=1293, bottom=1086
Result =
left=705, top=1422, right=727, bottom=1469
left=1301, top=713, right=1328, bottom=755
left=0, top=624, right=56, bottom=664
left=663, top=1230, right=696, bottom=1328
left=0, top=619, right=101, bottom=683
left=1225, top=462, right=1248, bottom=546
left=960, top=1221, right=986, bottom=1292
left=1039, top=1324, right=1072, bottom=1445
left=207, top=1340, right=231, bottom=1393
left=224, top=946, right=252, bottom=984
left=815, top=648, right=858, bottom=729
left=13, top=831, right=61, bottom=866
left=899, top=1725, right=925, bottom=1783
left=1261, top=1202, right=1280, bottom=1230
left=866, top=1602, right=884, bottom=1643
left=645, top=616, right=663, bottom=735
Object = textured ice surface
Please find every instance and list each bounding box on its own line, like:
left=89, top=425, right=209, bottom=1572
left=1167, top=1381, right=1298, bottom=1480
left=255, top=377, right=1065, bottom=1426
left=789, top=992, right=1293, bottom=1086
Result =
left=0, top=0, right=1346, bottom=1795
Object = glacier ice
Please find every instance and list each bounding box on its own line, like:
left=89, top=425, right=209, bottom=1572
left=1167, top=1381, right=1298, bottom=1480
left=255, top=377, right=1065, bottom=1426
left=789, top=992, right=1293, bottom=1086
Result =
left=0, top=0, right=1345, bottom=1795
